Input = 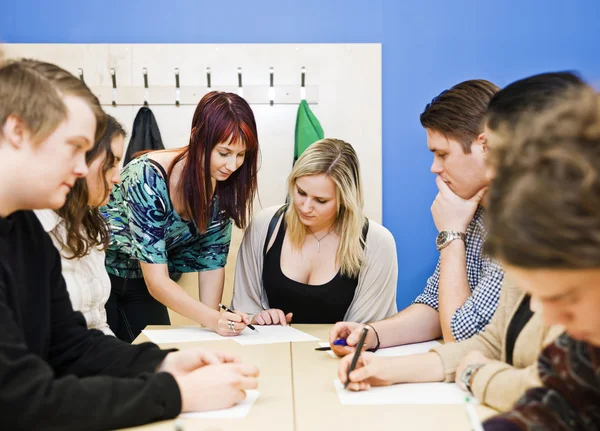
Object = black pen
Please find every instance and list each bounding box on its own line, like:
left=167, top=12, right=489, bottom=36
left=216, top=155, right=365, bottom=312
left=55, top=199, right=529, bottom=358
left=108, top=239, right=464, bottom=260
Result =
left=344, top=327, right=369, bottom=389
left=218, top=303, right=259, bottom=332
left=315, top=346, right=378, bottom=352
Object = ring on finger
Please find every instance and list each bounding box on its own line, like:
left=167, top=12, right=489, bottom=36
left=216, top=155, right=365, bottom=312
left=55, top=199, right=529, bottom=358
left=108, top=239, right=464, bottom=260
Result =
left=227, top=320, right=235, bottom=330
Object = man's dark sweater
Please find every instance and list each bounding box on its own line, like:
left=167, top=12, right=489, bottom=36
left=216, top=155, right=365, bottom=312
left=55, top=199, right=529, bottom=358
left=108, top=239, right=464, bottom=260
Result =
left=0, top=210, right=181, bottom=430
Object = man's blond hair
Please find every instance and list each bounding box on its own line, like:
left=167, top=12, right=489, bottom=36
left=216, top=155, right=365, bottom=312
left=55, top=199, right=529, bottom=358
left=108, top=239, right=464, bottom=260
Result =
left=0, top=59, right=105, bottom=145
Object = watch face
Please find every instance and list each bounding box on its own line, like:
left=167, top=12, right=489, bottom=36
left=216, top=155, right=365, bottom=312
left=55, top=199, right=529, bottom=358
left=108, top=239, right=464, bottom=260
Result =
left=436, top=231, right=449, bottom=246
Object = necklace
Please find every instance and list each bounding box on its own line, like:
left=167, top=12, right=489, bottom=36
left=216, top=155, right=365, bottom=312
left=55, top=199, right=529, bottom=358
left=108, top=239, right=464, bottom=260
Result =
left=308, top=226, right=335, bottom=253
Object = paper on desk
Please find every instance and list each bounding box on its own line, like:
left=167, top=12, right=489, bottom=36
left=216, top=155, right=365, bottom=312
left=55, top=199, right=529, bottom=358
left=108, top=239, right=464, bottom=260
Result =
left=234, top=325, right=318, bottom=345
left=179, top=390, right=260, bottom=419
left=374, top=340, right=441, bottom=356
left=318, top=340, right=441, bottom=358
left=142, top=327, right=224, bottom=344
left=334, top=380, right=474, bottom=405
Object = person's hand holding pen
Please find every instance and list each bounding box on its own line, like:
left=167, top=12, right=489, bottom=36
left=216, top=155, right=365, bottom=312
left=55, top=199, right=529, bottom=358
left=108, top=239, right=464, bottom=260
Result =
left=338, top=351, right=395, bottom=391
left=215, top=303, right=251, bottom=336
left=329, top=321, right=378, bottom=357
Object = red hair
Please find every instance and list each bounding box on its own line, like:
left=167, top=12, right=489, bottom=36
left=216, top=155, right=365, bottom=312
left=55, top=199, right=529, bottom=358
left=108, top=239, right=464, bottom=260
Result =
left=168, top=91, right=259, bottom=231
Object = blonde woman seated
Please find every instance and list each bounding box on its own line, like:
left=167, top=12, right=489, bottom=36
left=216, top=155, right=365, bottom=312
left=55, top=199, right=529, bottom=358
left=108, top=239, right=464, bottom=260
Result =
left=232, top=138, right=398, bottom=325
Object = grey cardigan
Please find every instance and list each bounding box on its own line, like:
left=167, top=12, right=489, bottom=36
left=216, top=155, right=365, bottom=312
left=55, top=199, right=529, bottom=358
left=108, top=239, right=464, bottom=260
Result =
left=231, top=205, right=399, bottom=323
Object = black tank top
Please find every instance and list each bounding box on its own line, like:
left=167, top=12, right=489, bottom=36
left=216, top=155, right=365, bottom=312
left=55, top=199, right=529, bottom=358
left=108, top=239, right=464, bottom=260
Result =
left=262, top=220, right=359, bottom=324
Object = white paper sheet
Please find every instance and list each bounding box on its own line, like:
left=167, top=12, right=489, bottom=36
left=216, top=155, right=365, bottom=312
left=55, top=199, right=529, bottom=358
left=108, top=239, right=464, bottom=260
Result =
left=234, top=325, right=318, bottom=345
left=142, top=327, right=224, bottom=344
left=317, top=340, right=441, bottom=358
left=179, top=390, right=260, bottom=419
left=334, top=380, right=473, bottom=405
left=374, top=340, right=442, bottom=356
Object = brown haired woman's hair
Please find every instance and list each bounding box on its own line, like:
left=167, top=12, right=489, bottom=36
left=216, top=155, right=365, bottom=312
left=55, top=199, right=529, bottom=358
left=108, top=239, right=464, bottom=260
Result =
left=485, top=87, right=600, bottom=269
left=420, top=79, right=499, bottom=153
left=0, top=58, right=106, bottom=144
left=55, top=115, right=126, bottom=259
left=167, top=91, right=259, bottom=231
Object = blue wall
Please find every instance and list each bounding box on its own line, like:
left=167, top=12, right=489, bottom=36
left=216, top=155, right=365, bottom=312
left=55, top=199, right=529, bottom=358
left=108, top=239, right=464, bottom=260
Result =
left=2, top=0, right=599, bottom=308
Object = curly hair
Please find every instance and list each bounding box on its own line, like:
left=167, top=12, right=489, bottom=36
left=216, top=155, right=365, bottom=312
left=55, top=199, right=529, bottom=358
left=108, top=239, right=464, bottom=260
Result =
left=485, top=86, right=600, bottom=268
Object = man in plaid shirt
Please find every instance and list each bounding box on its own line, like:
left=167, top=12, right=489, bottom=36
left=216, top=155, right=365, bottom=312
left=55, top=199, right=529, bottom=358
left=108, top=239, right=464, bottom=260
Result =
left=330, top=79, right=504, bottom=354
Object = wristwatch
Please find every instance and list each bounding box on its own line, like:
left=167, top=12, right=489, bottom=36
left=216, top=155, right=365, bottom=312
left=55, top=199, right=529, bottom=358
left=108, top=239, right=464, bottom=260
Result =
left=436, top=230, right=466, bottom=251
left=460, top=363, right=485, bottom=394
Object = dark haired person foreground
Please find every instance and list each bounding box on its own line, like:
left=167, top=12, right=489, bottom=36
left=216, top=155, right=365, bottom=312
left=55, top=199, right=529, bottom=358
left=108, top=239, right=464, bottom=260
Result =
left=483, top=86, right=600, bottom=430
left=337, top=72, right=587, bottom=414
left=103, top=91, right=260, bottom=342
left=330, top=79, right=504, bottom=357
left=0, top=59, right=258, bottom=430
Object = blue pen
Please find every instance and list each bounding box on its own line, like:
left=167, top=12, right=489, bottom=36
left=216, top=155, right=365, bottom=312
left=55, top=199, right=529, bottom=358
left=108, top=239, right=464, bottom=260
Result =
left=333, top=338, right=348, bottom=346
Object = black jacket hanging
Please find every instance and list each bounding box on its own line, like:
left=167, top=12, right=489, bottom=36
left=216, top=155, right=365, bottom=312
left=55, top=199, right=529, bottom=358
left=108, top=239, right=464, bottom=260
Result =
left=123, top=107, right=165, bottom=165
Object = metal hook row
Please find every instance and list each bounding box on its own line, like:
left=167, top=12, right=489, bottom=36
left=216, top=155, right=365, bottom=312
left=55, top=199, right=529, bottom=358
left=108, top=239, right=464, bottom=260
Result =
left=77, top=66, right=308, bottom=107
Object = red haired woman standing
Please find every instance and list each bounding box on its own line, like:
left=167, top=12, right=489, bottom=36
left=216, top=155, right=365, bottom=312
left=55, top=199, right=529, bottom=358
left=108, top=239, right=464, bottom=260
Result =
left=103, top=91, right=259, bottom=342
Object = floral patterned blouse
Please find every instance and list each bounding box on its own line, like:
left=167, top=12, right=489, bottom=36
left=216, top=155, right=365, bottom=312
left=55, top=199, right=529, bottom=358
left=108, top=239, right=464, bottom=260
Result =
left=102, top=155, right=232, bottom=279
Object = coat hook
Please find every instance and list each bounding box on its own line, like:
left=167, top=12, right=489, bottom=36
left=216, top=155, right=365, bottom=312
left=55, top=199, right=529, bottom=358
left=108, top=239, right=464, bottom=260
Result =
left=269, top=67, right=275, bottom=106
left=143, top=68, right=149, bottom=107
left=77, top=68, right=85, bottom=83
left=175, top=68, right=180, bottom=107
left=237, top=67, right=243, bottom=97
left=206, top=67, right=211, bottom=89
left=300, top=66, right=306, bottom=101
left=110, top=68, right=117, bottom=107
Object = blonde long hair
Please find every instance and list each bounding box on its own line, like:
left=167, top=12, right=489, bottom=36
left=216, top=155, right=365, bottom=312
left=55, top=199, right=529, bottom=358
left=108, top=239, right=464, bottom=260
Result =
left=285, top=138, right=365, bottom=277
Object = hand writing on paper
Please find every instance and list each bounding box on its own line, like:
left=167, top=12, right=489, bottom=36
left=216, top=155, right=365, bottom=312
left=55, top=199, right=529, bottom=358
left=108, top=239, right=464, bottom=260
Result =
left=329, top=322, right=376, bottom=357
left=158, top=348, right=241, bottom=377
left=251, top=309, right=293, bottom=326
left=176, top=363, right=260, bottom=412
left=455, top=350, right=492, bottom=391
left=431, top=176, right=488, bottom=233
left=216, top=310, right=250, bottom=337
left=338, top=352, right=394, bottom=391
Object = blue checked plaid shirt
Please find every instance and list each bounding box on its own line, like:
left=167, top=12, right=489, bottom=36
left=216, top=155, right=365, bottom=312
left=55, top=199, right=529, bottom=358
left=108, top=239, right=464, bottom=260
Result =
left=413, top=206, right=504, bottom=341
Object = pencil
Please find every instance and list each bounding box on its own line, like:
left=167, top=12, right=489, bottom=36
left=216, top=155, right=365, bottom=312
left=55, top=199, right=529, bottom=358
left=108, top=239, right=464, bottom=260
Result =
left=218, top=303, right=258, bottom=332
left=344, top=327, right=369, bottom=389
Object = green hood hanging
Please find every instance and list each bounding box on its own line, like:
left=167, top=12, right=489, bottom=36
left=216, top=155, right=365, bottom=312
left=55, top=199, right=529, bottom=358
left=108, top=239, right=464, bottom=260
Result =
left=294, top=99, right=324, bottom=164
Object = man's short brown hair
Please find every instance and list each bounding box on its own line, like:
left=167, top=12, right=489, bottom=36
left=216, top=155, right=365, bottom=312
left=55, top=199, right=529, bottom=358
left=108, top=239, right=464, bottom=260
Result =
left=485, top=86, right=600, bottom=269
left=0, top=59, right=106, bottom=145
left=420, top=79, right=499, bottom=153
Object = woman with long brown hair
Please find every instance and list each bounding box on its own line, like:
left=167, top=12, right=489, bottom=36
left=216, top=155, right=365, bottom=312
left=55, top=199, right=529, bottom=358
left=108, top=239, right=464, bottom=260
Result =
left=35, top=114, right=126, bottom=335
left=103, top=91, right=260, bottom=342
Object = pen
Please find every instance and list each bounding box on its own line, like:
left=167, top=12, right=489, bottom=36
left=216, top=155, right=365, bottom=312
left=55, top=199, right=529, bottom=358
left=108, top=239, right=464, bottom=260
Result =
left=218, top=303, right=258, bottom=332
left=464, top=396, right=483, bottom=431
left=315, top=338, right=376, bottom=352
left=344, top=327, right=369, bottom=389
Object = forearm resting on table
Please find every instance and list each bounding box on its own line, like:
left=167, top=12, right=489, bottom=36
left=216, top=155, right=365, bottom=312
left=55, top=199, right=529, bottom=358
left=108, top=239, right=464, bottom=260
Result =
left=142, top=264, right=220, bottom=329
left=388, top=352, right=445, bottom=384
left=371, top=304, right=442, bottom=348
left=438, top=240, right=470, bottom=342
